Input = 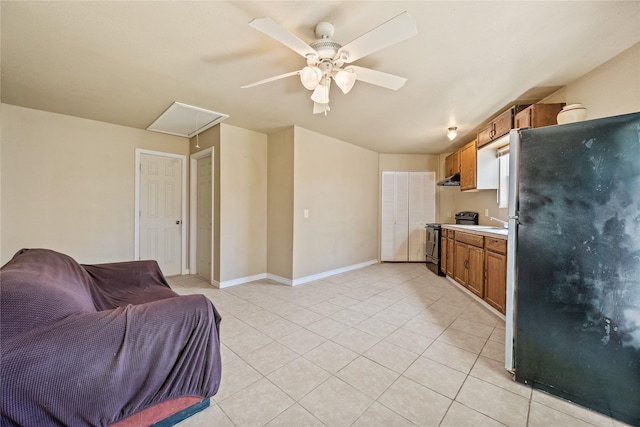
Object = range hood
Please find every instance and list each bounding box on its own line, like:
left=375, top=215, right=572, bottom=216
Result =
left=437, top=173, right=460, bottom=186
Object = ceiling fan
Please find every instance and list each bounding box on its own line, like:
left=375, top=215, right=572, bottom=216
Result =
left=241, top=11, right=418, bottom=115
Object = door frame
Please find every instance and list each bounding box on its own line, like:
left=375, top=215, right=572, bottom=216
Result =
left=134, top=149, right=188, bottom=275
left=189, top=147, right=215, bottom=282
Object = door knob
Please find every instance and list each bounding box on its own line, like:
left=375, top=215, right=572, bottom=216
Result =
left=176, top=220, right=181, bottom=225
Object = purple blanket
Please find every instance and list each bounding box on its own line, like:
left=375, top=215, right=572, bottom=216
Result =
left=1, top=249, right=221, bottom=426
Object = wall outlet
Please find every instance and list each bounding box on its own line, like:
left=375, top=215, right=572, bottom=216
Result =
left=304, top=209, right=309, bottom=219
left=447, top=211, right=452, bottom=218
left=485, top=209, right=490, bottom=217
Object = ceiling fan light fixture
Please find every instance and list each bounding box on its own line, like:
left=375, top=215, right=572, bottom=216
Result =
left=334, top=69, right=357, bottom=94
left=447, top=127, right=458, bottom=141
left=300, top=66, right=322, bottom=90
left=313, top=102, right=330, bottom=115
left=311, top=80, right=330, bottom=104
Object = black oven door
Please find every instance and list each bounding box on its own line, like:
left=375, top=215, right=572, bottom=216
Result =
left=425, top=224, right=445, bottom=276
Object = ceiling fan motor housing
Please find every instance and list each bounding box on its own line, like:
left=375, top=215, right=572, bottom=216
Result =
left=314, top=21, right=335, bottom=38
left=310, top=39, right=342, bottom=60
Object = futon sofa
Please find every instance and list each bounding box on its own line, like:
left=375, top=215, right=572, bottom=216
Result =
left=0, top=248, right=222, bottom=426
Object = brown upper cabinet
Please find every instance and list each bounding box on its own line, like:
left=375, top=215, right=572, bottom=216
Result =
left=459, top=139, right=477, bottom=191
left=514, top=103, right=566, bottom=129
left=444, top=150, right=460, bottom=177
left=477, top=105, right=527, bottom=148
left=459, top=138, right=499, bottom=191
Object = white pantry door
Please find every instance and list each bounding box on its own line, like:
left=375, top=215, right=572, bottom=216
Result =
left=408, top=171, right=436, bottom=261
left=381, top=171, right=435, bottom=262
left=381, top=171, right=409, bottom=261
left=139, top=153, right=182, bottom=276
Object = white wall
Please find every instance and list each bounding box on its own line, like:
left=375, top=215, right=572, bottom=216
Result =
left=267, top=127, right=294, bottom=280
left=1, top=104, right=188, bottom=265
left=379, top=154, right=439, bottom=173
left=1, top=106, right=371, bottom=285
left=218, top=123, right=268, bottom=283
left=292, top=126, right=379, bottom=280
left=542, top=42, right=640, bottom=119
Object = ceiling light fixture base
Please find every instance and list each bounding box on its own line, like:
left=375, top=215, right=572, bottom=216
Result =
left=447, top=126, right=458, bottom=141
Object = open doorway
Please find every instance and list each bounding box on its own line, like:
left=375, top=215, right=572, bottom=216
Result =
left=189, top=148, right=215, bottom=283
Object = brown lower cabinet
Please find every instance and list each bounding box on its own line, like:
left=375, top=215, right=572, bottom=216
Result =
left=440, top=234, right=447, bottom=275
left=453, top=232, right=484, bottom=298
left=484, top=238, right=507, bottom=313
left=445, top=229, right=507, bottom=314
left=441, top=230, right=452, bottom=278
left=447, top=230, right=454, bottom=276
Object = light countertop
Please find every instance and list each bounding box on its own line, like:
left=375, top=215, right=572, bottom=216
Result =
left=442, top=224, right=508, bottom=239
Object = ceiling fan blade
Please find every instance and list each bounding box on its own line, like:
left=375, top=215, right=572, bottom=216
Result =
left=249, top=18, right=317, bottom=58
left=340, top=11, right=417, bottom=63
left=347, top=66, right=407, bottom=90
left=241, top=70, right=301, bottom=89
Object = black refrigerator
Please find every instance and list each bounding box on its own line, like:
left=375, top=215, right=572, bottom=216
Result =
left=505, top=112, right=640, bottom=425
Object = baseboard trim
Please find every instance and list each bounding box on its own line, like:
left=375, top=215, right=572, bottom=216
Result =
left=211, top=260, right=379, bottom=288
left=269, top=259, right=379, bottom=287
left=267, top=273, right=292, bottom=286
left=218, top=273, right=267, bottom=288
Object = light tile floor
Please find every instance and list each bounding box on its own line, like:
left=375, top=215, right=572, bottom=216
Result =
left=167, top=263, right=629, bottom=427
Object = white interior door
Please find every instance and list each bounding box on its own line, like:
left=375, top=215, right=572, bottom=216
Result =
left=408, top=171, right=436, bottom=261
left=393, top=172, right=410, bottom=261
left=381, top=171, right=409, bottom=261
left=196, top=155, right=212, bottom=281
left=381, top=171, right=396, bottom=261
left=381, top=171, right=435, bottom=262
left=139, top=153, right=182, bottom=276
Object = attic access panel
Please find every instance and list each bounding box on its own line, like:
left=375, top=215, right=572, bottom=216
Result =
left=147, top=102, right=229, bottom=137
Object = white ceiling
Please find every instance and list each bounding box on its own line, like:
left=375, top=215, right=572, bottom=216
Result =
left=2, top=1, right=639, bottom=154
